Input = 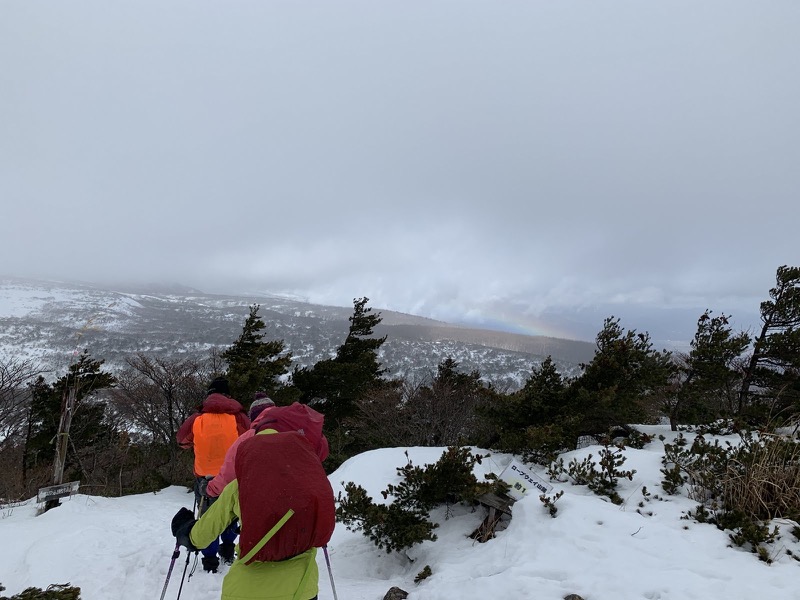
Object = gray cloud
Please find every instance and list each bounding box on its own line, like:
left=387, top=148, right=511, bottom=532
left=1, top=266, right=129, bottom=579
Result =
left=1, top=1, right=797, bottom=346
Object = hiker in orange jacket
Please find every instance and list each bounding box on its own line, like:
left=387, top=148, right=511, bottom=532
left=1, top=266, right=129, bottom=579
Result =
left=177, top=376, right=250, bottom=572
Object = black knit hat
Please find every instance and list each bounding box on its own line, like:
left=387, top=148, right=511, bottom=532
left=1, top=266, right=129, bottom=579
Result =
left=207, top=376, right=230, bottom=396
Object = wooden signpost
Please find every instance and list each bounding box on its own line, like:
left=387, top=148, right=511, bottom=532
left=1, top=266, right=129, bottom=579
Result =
left=472, top=460, right=555, bottom=542
left=41, top=385, right=78, bottom=510
left=37, top=480, right=80, bottom=504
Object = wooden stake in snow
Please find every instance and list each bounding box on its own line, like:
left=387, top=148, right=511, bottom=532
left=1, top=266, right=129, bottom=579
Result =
left=44, top=385, right=77, bottom=510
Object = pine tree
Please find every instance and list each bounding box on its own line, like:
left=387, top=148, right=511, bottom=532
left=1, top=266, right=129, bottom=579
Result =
left=484, top=356, right=571, bottom=459
left=567, top=317, right=675, bottom=436
left=23, top=351, right=116, bottom=478
left=292, top=297, right=388, bottom=428
left=515, top=356, right=567, bottom=426
left=669, top=310, right=750, bottom=428
left=21, top=375, right=55, bottom=482
left=335, top=297, right=387, bottom=371
left=738, top=265, right=800, bottom=421
left=221, top=304, right=293, bottom=404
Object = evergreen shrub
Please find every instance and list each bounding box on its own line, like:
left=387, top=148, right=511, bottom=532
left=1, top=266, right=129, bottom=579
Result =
left=550, top=444, right=635, bottom=505
left=414, top=566, right=433, bottom=583
left=0, top=583, right=80, bottom=600
left=336, top=447, right=499, bottom=554
left=665, top=431, right=800, bottom=559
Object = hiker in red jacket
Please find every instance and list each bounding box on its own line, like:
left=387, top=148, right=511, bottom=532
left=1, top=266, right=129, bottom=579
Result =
left=177, top=376, right=250, bottom=572
left=206, top=399, right=329, bottom=499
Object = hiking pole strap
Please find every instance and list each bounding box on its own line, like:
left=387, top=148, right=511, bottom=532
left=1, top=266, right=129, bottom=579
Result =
left=239, top=509, right=294, bottom=565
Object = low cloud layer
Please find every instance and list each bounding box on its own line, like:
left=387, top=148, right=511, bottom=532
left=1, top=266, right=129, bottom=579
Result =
left=2, top=1, right=796, bottom=345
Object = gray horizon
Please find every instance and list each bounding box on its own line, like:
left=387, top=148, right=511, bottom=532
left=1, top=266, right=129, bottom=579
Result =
left=1, top=1, right=796, bottom=347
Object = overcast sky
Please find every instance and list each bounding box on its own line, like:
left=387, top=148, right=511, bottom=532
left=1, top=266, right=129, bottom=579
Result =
left=1, top=1, right=797, bottom=346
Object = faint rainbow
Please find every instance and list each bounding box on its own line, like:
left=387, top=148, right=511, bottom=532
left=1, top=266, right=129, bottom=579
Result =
left=460, top=314, right=581, bottom=341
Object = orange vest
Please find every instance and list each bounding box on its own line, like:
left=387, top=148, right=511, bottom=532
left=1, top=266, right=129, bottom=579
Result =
left=192, top=412, right=239, bottom=476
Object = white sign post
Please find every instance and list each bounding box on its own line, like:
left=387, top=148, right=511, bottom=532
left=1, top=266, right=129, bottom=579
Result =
left=499, top=459, right=553, bottom=500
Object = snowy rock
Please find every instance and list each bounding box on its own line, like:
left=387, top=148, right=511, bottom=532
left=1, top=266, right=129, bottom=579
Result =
left=383, top=586, right=409, bottom=600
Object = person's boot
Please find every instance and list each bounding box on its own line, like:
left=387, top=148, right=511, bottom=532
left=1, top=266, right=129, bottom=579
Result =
left=219, top=542, right=235, bottom=565
left=201, top=555, right=219, bottom=573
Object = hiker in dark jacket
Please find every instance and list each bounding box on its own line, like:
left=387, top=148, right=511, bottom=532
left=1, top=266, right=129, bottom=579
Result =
left=177, top=376, right=250, bottom=572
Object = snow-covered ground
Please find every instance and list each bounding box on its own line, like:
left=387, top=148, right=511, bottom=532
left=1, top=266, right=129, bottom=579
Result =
left=2, top=425, right=800, bottom=600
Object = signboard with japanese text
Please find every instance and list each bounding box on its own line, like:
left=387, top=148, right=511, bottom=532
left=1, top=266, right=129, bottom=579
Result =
left=37, top=481, right=80, bottom=503
left=499, top=460, right=552, bottom=500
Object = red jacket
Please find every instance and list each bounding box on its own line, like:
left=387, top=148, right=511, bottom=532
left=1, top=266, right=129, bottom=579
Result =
left=207, top=402, right=329, bottom=497
left=177, top=393, right=250, bottom=476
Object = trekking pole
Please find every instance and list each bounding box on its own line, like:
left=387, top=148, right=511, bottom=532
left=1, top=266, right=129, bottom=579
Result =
left=158, top=544, right=180, bottom=600
left=165, top=490, right=199, bottom=600
left=322, top=545, right=340, bottom=600
left=174, top=494, right=201, bottom=600
left=175, top=550, right=195, bottom=600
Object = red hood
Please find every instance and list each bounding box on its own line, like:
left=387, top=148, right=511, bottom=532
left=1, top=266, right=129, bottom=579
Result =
left=202, top=393, right=245, bottom=415
left=250, top=405, right=277, bottom=429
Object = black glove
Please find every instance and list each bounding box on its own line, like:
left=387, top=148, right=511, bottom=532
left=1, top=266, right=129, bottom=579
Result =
left=197, top=475, right=214, bottom=498
left=171, top=507, right=198, bottom=551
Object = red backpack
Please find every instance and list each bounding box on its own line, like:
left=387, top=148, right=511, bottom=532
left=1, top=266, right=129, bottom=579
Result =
left=253, top=402, right=329, bottom=461
left=235, top=431, right=336, bottom=563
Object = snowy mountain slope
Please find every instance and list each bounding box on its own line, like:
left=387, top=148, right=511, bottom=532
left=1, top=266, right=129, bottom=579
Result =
left=0, top=277, right=593, bottom=385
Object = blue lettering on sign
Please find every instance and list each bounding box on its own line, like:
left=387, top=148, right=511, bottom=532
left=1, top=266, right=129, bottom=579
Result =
left=510, top=464, right=549, bottom=493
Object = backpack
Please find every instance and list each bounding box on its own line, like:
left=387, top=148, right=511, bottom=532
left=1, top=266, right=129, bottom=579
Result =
left=235, top=431, right=335, bottom=563
left=191, top=413, right=239, bottom=476
left=253, top=402, right=329, bottom=461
